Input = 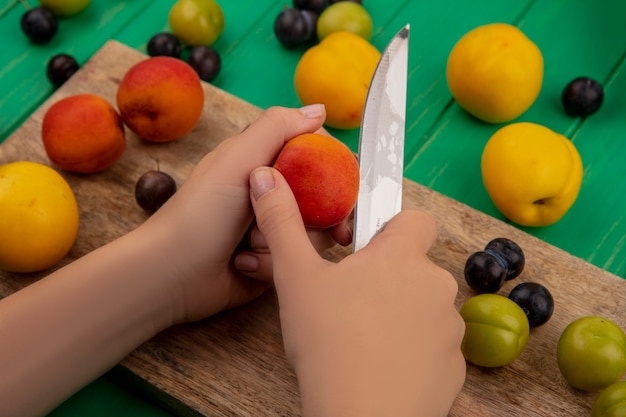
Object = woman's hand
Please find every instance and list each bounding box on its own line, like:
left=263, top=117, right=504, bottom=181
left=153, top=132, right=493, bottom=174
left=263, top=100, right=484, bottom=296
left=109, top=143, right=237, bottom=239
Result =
left=247, top=165, right=467, bottom=417
left=0, top=105, right=352, bottom=417
left=143, top=104, right=351, bottom=322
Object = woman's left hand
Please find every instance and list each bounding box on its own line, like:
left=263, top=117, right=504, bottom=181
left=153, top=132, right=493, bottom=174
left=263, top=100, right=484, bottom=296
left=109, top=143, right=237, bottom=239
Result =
left=144, top=105, right=351, bottom=323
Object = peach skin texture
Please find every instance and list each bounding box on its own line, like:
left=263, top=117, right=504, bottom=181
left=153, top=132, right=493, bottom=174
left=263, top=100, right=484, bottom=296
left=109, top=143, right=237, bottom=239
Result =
left=42, top=93, right=126, bottom=174
left=274, top=133, right=359, bottom=228
left=116, top=56, right=204, bottom=143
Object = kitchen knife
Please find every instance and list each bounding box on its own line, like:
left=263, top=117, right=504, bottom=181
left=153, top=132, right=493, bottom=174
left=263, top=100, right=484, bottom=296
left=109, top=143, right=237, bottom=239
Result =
left=352, top=24, right=410, bottom=252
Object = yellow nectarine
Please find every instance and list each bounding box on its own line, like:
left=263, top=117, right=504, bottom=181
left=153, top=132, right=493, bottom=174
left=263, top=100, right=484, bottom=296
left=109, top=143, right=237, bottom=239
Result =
left=294, top=32, right=380, bottom=130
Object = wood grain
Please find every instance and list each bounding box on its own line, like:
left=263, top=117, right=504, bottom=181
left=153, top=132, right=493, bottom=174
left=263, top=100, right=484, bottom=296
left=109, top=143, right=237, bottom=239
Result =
left=1, top=40, right=625, bottom=417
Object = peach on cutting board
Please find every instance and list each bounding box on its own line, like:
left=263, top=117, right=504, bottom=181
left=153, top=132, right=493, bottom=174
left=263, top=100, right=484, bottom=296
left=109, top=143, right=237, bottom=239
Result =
left=116, top=56, right=204, bottom=142
left=273, top=133, right=359, bottom=229
left=41, top=93, right=126, bottom=173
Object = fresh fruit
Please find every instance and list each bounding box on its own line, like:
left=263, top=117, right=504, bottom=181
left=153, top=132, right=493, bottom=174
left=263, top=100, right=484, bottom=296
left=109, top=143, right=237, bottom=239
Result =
left=273, top=133, right=359, bottom=228
left=329, top=0, right=362, bottom=3
left=116, top=56, right=204, bottom=142
left=188, top=45, right=221, bottom=82
left=481, top=122, right=583, bottom=227
left=508, top=282, right=554, bottom=328
left=147, top=33, right=182, bottom=58
left=135, top=170, right=177, bottom=214
left=464, top=237, right=524, bottom=293
left=592, top=381, right=626, bottom=417
left=562, top=76, right=604, bottom=117
left=293, top=0, right=327, bottom=15
left=42, top=94, right=126, bottom=173
left=0, top=161, right=79, bottom=273
left=485, top=237, right=525, bottom=280
left=21, top=7, right=58, bottom=44
left=38, top=0, right=90, bottom=16
left=464, top=251, right=507, bottom=293
left=294, top=31, right=380, bottom=129
left=557, top=316, right=626, bottom=392
left=460, top=293, right=530, bottom=367
left=168, top=0, right=224, bottom=47
left=446, top=23, right=543, bottom=124
left=274, top=8, right=318, bottom=49
left=46, top=53, right=79, bottom=88
left=316, top=1, right=373, bottom=41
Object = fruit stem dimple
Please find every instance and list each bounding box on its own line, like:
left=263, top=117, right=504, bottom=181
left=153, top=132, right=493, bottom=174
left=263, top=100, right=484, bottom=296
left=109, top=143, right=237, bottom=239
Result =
left=533, top=199, right=546, bottom=205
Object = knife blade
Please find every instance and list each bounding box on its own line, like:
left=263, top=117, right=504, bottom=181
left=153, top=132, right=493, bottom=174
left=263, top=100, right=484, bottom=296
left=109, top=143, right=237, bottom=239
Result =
left=352, top=24, right=410, bottom=253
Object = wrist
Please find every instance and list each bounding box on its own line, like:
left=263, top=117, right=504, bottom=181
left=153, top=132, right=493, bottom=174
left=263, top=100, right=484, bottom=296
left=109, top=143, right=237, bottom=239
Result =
left=0, top=220, right=185, bottom=416
left=116, top=222, right=187, bottom=330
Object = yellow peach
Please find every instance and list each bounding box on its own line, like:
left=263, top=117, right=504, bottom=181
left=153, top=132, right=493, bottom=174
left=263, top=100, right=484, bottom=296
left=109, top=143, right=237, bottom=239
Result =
left=446, top=23, right=544, bottom=124
left=294, top=32, right=380, bottom=130
left=481, top=122, right=583, bottom=226
left=0, top=161, right=79, bottom=273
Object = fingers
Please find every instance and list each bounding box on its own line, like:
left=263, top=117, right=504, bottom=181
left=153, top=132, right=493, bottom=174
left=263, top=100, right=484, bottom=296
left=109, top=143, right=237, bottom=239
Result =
left=243, top=104, right=326, bottom=151
left=205, top=105, right=327, bottom=182
left=234, top=252, right=274, bottom=282
left=330, top=214, right=354, bottom=247
left=357, top=209, right=461, bottom=296
left=248, top=166, right=321, bottom=276
left=221, top=274, right=273, bottom=311
left=234, top=223, right=343, bottom=282
left=247, top=221, right=345, bottom=255
left=363, top=209, right=438, bottom=257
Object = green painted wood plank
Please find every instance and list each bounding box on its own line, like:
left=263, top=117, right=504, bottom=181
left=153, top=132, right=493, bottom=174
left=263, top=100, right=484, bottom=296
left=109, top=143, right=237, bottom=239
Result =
left=47, top=371, right=174, bottom=417
left=0, top=0, right=153, bottom=141
left=213, top=0, right=426, bottom=151
left=556, top=55, right=626, bottom=277
left=392, top=0, right=534, bottom=157
left=403, top=0, right=626, bottom=277
left=0, top=1, right=624, bottom=416
left=0, top=0, right=21, bottom=18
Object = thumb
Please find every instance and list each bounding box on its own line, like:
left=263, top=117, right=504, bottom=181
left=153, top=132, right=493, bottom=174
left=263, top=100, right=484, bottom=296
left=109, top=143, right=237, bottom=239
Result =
left=249, top=166, right=320, bottom=274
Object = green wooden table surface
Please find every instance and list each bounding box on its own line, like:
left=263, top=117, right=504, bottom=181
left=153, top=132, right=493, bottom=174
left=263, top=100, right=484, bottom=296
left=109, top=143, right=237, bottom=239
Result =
left=2, top=0, right=626, bottom=415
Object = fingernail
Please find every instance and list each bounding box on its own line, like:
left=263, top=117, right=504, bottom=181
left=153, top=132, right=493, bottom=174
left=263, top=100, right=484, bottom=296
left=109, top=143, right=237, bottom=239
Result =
left=234, top=253, right=259, bottom=272
left=249, top=228, right=268, bottom=250
left=299, top=104, right=325, bottom=119
left=250, top=167, right=275, bottom=199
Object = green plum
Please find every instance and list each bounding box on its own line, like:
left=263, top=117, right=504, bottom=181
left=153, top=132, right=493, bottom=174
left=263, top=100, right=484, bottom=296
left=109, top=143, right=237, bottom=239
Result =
left=460, top=293, right=530, bottom=368
left=592, top=381, right=626, bottom=417
left=169, top=0, right=224, bottom=46
left=557, top=316, right=626, bottom=392
left=317, top=1, right=373, bottom=41
left=38, top=0, right=90, bottom=16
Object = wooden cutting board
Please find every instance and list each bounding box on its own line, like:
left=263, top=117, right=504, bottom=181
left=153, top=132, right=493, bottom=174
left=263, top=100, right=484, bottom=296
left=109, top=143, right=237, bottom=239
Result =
left=1, top=40, right=625, bottom=417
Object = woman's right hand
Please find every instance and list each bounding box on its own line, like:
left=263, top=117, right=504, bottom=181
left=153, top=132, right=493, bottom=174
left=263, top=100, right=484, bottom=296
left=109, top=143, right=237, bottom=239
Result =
left=247, top=165, right=467, bottom=417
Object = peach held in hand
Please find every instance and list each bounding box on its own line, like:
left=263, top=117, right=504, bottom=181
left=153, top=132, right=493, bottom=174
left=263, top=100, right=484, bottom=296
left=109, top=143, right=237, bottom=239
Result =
left=481, top=122, right=583, bottom=227
left=116, top=56, right=204, bottom=142
left=273, top=133, right=359, bottom=228
left=42, top=93, right=126, bottom=173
